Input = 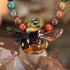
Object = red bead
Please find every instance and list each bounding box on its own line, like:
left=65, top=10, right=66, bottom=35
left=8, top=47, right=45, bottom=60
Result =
left=19, top=23, right=27, bottom=31
left=44, top=24, right=53, bottom=32
left=56, top=11, right=64, bottom=19
left=14, top=17, right=22, bottom=24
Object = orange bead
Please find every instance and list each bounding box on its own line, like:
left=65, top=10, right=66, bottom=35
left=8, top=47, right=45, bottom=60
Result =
left=19, top=23, right=27, bottom=31
left=44, top=24, right=53, bottom=32
left=56, top=11, right=64, bottom=19
left=14, top=17, right=22, bottom=24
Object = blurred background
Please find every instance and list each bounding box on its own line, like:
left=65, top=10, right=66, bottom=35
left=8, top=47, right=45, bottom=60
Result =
left=0, top=0, right=70, bottom=69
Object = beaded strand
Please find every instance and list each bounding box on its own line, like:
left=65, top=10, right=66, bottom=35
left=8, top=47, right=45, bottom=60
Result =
left=7, top=0, right=68, bottom=32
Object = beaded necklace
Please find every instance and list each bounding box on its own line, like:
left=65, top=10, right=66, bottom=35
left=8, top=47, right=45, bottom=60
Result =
left=7, top=0, right=68, bottom=54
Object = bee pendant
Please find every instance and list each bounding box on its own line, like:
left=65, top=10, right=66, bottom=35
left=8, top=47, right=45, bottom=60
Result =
left=7, top=19, right=63, bottom=54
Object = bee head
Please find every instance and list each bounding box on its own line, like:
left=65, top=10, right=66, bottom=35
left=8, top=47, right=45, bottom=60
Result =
left=26, top=19, right=44, bottom=32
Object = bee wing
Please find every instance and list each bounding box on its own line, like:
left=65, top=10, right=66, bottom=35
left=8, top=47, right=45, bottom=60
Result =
left=39, top=28, right=63, bottom=42
left=7, top=27, right=27, bottom=42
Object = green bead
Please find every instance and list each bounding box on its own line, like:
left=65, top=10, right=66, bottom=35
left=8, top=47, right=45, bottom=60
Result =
left=10, top=10, right=17, bottom=18
left=61, top=0, right=68, bottom=2
left=7, top=1, right=16, bottom=10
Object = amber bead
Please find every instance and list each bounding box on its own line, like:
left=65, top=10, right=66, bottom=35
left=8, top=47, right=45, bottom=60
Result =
left=14, top=17, right=22, bottom=24
left=50, top=18, right=60, bottom=26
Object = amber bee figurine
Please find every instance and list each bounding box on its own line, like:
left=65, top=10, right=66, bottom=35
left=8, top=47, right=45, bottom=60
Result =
left=7, top=19, right=63, bottom=54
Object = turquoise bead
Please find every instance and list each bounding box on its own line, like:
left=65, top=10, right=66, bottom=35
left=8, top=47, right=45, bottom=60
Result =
left=7, top=1, right=16, bottom=10
left=61, top=0, right=68, bottom=2
left=10, top=10, right=17, bottom=18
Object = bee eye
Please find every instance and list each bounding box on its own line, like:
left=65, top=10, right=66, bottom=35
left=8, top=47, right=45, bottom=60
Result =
left=32, top=20, right=39, bottom=25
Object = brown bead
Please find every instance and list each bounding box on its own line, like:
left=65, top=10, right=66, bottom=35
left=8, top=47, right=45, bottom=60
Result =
left=50, top=18, right=60, bottom=26
left=14, top=17, right=22, bottom=24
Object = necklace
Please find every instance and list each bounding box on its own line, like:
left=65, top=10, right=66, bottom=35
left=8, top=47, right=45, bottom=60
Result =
left=7, top=0, right=68, bottom=54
